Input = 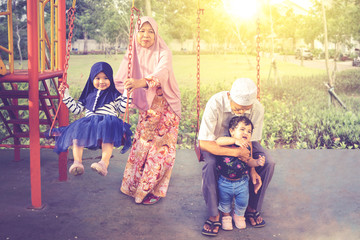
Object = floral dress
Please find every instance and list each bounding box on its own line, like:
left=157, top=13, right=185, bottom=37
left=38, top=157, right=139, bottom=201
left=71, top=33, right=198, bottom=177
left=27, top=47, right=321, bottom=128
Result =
left=216, top=145, right=251, bottom=179
left=120, top=81, right=180, bottom=203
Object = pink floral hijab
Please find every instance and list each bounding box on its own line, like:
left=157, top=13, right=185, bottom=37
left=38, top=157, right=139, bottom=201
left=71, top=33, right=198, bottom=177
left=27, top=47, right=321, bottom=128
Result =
left=114, top=16, right=181, bottom=117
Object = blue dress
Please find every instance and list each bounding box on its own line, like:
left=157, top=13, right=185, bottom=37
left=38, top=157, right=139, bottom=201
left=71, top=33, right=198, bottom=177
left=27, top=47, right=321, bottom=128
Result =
left=48, top=62, right=132, bottom=154
left=50, top=114, right=132, bottom=154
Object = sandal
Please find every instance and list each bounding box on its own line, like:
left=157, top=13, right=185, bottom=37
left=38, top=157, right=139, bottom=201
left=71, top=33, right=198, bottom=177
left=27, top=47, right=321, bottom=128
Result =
left=221, top=216, right=233, bottom=231
left=69, top=161, right=84, bottom=176
left=245, top=211, right=266, bottom=228
left=201, top=219, right=221, bottom=237
left=142, top=194, right=161, bottom=205
left=233, top=214, right=246, bottom=229
left=90, top=161, right=108, bottom=176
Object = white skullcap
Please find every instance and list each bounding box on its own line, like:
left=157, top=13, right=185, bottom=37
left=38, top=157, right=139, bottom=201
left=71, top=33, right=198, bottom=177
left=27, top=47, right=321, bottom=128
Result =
left=229, top=78, right=257, bottom=106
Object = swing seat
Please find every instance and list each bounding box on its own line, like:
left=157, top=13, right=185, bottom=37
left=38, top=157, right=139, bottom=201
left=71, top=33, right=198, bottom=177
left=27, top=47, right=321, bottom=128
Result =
left=120, top=121, right=133, bottom=154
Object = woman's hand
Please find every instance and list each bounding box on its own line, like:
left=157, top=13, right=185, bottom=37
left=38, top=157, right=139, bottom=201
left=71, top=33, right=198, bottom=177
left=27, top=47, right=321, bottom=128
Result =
left=124, top=78, right=147, bottom=94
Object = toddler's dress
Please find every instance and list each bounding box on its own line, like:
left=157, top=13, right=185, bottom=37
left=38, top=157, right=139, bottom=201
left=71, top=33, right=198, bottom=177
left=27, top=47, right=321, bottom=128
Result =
left=48, top=62, right=132, bottom=154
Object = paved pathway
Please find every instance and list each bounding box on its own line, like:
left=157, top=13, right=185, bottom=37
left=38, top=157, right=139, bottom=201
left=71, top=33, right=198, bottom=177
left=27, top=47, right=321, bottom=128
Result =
left=280, top=55, right=355, bottom=72
left=0, top=149, right=359, bottom=240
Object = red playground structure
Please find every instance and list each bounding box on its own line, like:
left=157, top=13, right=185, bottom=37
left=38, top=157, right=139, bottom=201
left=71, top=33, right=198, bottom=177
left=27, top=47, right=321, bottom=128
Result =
left=0, top=0, right=72, bottom=209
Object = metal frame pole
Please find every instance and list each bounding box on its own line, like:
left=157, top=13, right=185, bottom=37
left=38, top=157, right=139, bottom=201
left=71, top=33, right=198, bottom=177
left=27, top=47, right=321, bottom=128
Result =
left=57, top=0, right=69, bottom=181
left=27, top=0, right=42, bottom=209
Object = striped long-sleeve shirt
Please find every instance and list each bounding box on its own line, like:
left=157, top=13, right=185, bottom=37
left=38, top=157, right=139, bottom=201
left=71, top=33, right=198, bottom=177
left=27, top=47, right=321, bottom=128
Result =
left=62, top=90, right=131, bottom=117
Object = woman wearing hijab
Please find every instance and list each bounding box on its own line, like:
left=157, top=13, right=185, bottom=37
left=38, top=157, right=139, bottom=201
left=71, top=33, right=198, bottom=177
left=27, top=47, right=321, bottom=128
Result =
left=115, top=16, right=181, bottom=205
left=48, top=62, right=132, bottom=177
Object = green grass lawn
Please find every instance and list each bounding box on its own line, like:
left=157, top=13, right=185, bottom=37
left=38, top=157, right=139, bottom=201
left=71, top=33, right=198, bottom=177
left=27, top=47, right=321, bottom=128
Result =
left=5, top=53, right=326, bottom=91
left=62, top=54, right=326, bottom=92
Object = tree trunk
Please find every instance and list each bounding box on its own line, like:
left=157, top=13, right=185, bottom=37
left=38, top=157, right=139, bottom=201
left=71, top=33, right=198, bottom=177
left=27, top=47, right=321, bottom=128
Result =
left=321, top=0, right=332, bottom=87
left=231, top=20, right=253, bottom=70
left=13, top=0, right=23, bottom=68
left=16, top=24, right=23, bottom=69
left=83, top=32, right=88, bottom=55
left=321, top=0, right=345, bottom=109
left=332, top=42, right=339, bottom=84
left=145, top=0, right=152, bottom=16
left=268, top=2, right=280, bottom=85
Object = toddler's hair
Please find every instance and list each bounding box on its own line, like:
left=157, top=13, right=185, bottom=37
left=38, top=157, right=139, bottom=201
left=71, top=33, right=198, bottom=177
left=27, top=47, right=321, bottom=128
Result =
left=228, top=116, right=254, bottom=135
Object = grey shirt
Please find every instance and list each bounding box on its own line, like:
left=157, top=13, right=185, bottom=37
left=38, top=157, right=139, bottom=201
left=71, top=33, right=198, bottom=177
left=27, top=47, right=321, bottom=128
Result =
left=198, top=91, right=264, bottom=142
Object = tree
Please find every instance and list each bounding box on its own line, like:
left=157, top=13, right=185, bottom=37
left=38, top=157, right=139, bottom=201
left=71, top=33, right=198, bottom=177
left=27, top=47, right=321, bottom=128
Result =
left=0, top=0, right=27, bottom=63
left=273, top=8, right=300, bottom=51
left=71, top=0, right=107, bottom=54
left=97, top=0, right=128, bottom=54
left=200, top=1, right=233, bottom=52
left=12, top=0, right=27, bottom=67
left=151, top=0, right=196, bottom=45
left=0, top=0, right=9, bottom=61
left=315, top=0, right=348, bottom=109
left=145, top=0, right=151, bottom=16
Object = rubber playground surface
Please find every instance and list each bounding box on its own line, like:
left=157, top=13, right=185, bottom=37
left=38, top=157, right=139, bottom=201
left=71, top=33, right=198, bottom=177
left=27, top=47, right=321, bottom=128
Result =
left=0, top=149, right=359, bottom=240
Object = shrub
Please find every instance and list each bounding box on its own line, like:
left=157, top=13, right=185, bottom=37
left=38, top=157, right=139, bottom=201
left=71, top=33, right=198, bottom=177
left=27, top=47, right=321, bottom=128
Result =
left=176, top=74, right=360, bottom=149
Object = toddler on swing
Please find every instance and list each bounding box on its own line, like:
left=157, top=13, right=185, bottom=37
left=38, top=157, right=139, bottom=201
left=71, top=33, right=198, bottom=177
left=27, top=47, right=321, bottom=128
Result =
left=48, top=62, right=132, bottom=176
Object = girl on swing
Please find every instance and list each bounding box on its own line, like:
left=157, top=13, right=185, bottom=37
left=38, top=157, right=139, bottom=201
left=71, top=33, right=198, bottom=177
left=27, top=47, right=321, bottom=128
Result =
left=115, top=16, right=181, bottom=205
left=49, top=62, right=132, bottom=177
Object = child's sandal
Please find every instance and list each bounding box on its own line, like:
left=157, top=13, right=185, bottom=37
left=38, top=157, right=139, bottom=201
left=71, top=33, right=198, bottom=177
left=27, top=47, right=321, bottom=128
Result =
left=69, top=161, right=84, bottom=176
left=90, top=161, right=108, bottom=176
left=221, top=216, right=233, bottom=230
left=233, top=214, right=246, bottom=229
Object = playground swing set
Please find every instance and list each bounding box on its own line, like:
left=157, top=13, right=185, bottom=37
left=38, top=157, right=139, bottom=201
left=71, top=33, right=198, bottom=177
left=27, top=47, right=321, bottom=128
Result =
left=194, top=0, right=261, bottom=162
left=0, top=0, right=261, bottom=209
left=0, top=0, right=73, bottom=209
left=0, top=0, right=137, bottom=209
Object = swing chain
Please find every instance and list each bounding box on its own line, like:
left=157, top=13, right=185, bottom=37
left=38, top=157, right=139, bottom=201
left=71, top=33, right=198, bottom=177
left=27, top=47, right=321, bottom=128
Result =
left=60, top=7, right=76, bottom=94
left=196, top=8, right=204, bottom=133
left=127, top=9, right=135, bottom=79
left=49, top=7, right=76, bottom=135
left=124, top=7, right=141, bottom=124
left=256, top=17, right=261, bottom=101
left=195, top=7, right=205, bottom=162
left=127, top=7, right=141, bottom=79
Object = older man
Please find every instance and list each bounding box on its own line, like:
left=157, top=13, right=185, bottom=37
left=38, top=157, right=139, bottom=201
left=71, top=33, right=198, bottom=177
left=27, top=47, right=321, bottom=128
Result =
left=199, top=78, right=275, bottom=236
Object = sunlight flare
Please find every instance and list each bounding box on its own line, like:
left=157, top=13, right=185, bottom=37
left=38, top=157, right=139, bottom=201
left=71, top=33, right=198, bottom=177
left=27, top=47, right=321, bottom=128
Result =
left=223, top=0, right=258, bottom=19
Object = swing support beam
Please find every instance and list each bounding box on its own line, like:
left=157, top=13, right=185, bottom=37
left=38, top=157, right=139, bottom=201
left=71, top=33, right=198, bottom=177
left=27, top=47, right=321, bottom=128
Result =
left=57, top=0, right=69, bottom=182
left=27, top=0, right=42, bottom=209
left=25, top=0, right=68, bottom=209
